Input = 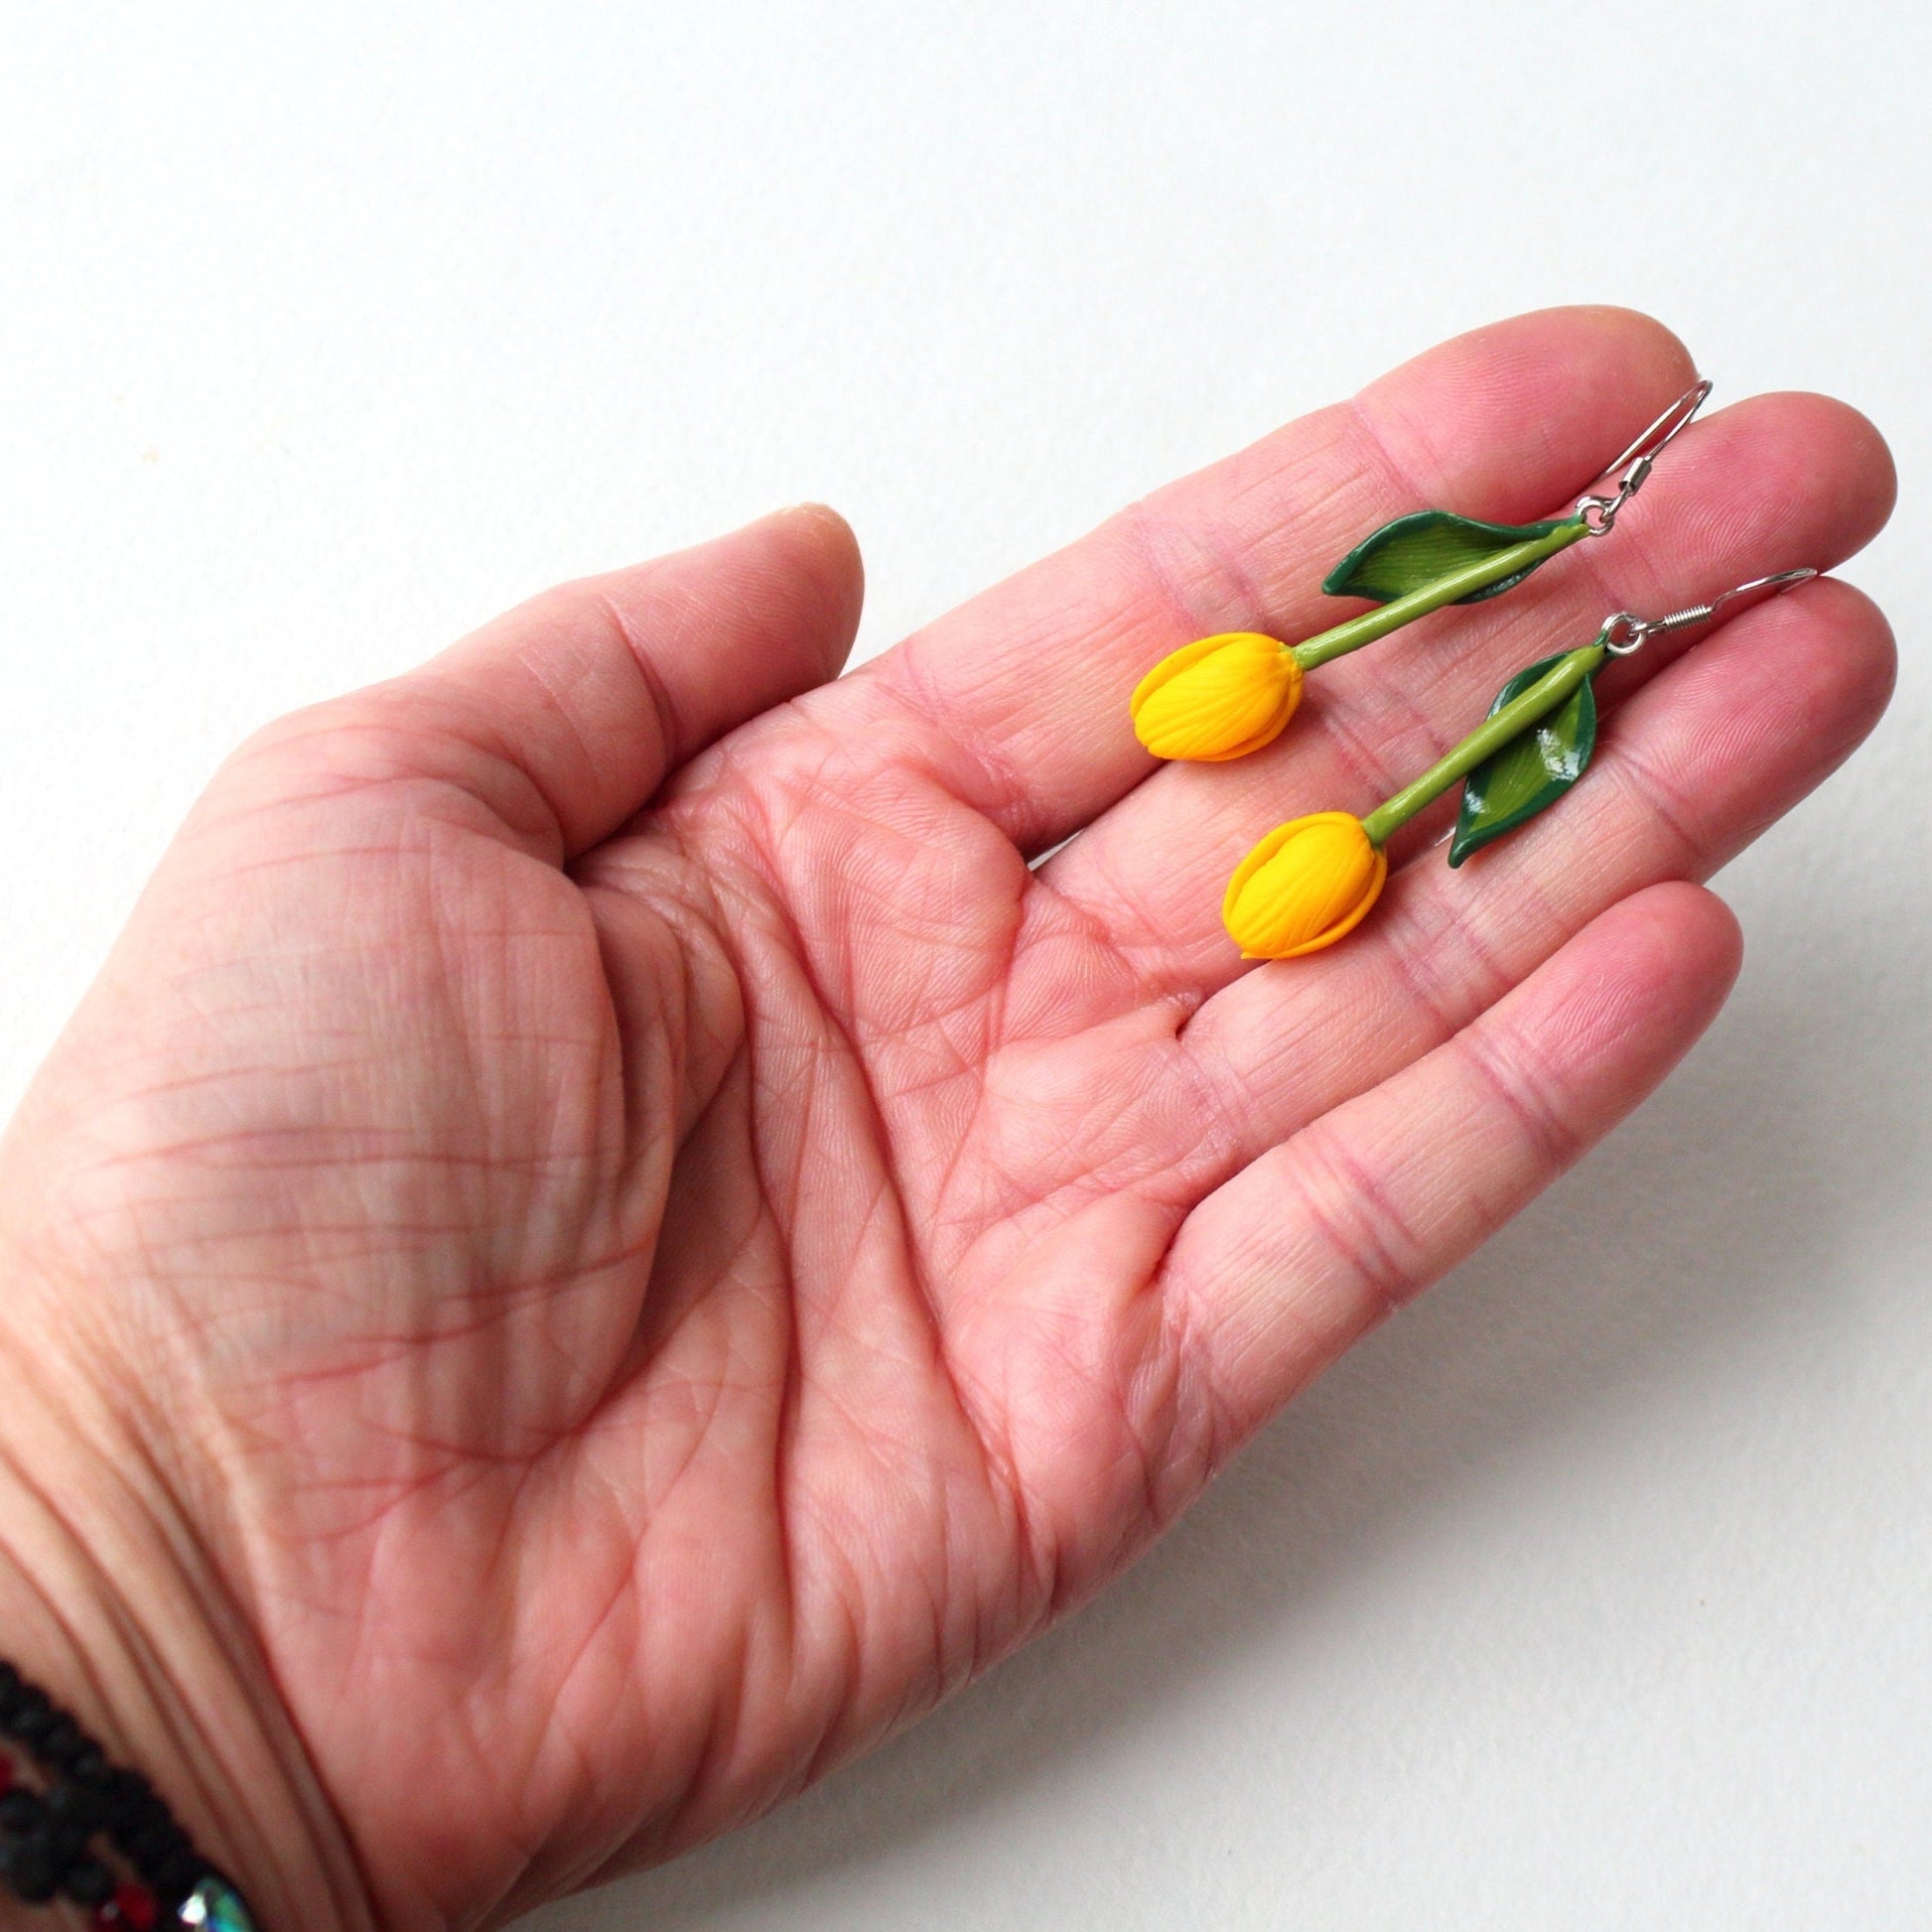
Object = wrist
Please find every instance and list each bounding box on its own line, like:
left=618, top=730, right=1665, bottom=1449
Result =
left=0, top=1313, right=375, bottom=1932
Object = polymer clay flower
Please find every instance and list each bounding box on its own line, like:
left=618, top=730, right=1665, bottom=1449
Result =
left=1222, top=810, right=1387, bottom=958
left=1130, top=632, right=1304, bottom=760
left=1217, top=570, right=1814, bottom=960
left=1128, top=381, right=1718, bottom=764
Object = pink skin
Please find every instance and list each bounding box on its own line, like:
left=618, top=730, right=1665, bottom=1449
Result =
left=0, top=308, right=1895, bottom=1932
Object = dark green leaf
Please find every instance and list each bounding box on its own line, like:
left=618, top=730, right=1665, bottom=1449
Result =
left=1321, top=509, right=1569, bottom=605
left=1448, top=652, right=1598, bottom=867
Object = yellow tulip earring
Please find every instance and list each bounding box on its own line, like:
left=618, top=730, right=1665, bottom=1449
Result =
left=1131, top=380, right=1713, bottom=762
left=1223, top=570, right=1818, bottom=958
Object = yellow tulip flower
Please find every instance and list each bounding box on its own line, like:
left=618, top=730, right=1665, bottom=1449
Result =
left=1222, top=811, right=1388, bottom=958
left=1130, top=632, right=1303, bottom=761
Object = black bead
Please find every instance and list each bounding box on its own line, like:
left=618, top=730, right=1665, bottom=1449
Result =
left=41, top=1717, right=86, bottom=1765
left=152, top=1845, right=205, bottom=1903
left=125, top=1816, right=183, bottom=1865
left=100, top=1766, right=157, bottom=1821
left=69, top=1745, right=110, bottom=1785
left=136, top=1792, right=177, bottom=1831
left=102, top=1793, right=167, bottom=1840
left=61, top=1854, right=116, bottom=1906
left=0, top=1786, right=46, bottom=1834
left=45, top=1816, right=91, bottom=1866
left=47, top=1780, right=102, bottom=1829
left=6, top=1690, right=53, bottom=1745
left=0, top=1834, right=60, bottom=1903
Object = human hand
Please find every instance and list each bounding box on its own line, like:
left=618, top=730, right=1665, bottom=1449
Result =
left=0, top=309, right=1895, bottom=1932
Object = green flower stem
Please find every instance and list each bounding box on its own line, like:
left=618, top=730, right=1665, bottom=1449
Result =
left=1290, top=519, right=1588, bottom=673
left=1360, top=637, right=1607, bottom=848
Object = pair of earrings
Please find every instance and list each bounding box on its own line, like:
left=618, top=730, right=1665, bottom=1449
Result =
left=1127, top=380, right=1814, bottom=958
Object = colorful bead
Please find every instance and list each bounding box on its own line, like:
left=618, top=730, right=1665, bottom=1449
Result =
left=176, top=1874, right=256, bottom=1932
left=91, top=1879, right=158, bottom=1932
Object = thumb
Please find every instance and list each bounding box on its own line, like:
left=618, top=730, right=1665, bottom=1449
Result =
left=254, top=504, right=865, bottom=861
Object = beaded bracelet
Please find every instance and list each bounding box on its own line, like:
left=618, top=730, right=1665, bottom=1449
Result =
left=0, top=1659, right=256, bottom=1930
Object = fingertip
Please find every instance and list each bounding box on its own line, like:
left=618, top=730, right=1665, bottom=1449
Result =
left=1784, top=392, right=1900, bottom=534
left=1365, top=304, right=1697, bottom=414
left=1556, top=881, right=1743, bottom=1079
left=754, top=503, right=867, bottom=677
left=1626, top=571, right=1899, bottom=813
left=1461, top=303, right=1700, bottom=429
left=1757, top=391, right=1898, bottom=534
left=1557, top=303, right=1698, bottom=381
left=1666, top=389, right=1900, bottom=571
left=1357, top=305, right=1701, bottom=519
left=1770, top=573, right=1899, bottom=736
left=1620, top=879, right=1744, bottom=997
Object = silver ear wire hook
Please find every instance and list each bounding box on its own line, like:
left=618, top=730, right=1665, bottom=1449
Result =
left=1577, top=377, right=1715, bottom=535
left=1599, top=568, right=1817, bottom=656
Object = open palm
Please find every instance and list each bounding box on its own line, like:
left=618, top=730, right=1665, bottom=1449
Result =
left=0, top=310, right=1894, bottom=1932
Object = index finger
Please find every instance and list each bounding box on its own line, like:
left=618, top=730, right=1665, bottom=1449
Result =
left=841, top=306, right=1697, bottom=851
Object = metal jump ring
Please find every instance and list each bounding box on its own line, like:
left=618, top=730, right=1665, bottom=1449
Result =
left=1600, top=612, right=1649, bottom=654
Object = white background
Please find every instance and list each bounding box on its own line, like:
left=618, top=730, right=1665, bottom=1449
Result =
left=4, top=3, right=1929, bottom=1925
